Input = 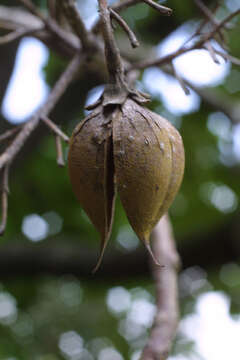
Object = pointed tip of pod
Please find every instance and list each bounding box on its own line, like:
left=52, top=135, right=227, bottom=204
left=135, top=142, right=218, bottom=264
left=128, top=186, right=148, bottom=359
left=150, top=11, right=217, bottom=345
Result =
left=143, top=240, right=163, bottom=267
left=92, top=248, right=105, bottom=274
left=91, top=235, right=110, bottom=274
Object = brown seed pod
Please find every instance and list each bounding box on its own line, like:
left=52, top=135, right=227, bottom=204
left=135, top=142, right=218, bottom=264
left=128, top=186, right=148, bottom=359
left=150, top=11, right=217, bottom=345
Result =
left=113, top=99, right=184, bottom=261
left=68, top=99, right=185, bottom=271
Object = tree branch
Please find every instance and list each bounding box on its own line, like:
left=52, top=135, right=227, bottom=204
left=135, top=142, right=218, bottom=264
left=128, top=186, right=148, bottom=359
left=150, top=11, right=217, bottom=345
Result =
left=61, top=0, right=95, bottom=50
left=162, top=65, right=240, bottom=126
left=185, top=81, right=240, bottom=125
left=194, top=0, right=225, bottom=43
left=141, top=215, right=180, bottom=360
left=41, top=116, right=70, bottom=143
left=0, top=53, right=82, bottom=171
left=0, top=26, right=43, bottom=45
left=18, top=0, right=80, bottom=52
left=210, top=47, right=240, bottom=66
left=0, top=127, right=22, bottom=143
left=0, top=5, right=79, bottom=57
left=110, top=8, right=139, bottom=48
left=130, top=8, right=240, bottom=71
left=142, top=0, right=172, bottom=16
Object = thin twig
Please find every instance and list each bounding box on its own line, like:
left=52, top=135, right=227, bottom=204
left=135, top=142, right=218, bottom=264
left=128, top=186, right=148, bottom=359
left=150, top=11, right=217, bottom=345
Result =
left=130, top=8, right=240, bottom=71
left=0, top=5, right=79, bottom=58
left=211, top=48, right=240, bottom=66
left=0, top=165, right=10, bottom=236
left=205, top=40, right=220, bottom=64
left=0, top=26, right=43, bottom=45
left=61, top=0, right=94, bottom=50
left=142, top=0, right=172, bottom=16
left=163, top=67, right=240, bottom=124
left=41, top=116, right=70, bottom=143
left=181, top=3, right=221, bottom=49
left=55, top=135, right=65, bottom=167
left=0, top=53, right=82, bottom=171
left=141, top=215, right=180, bottom=360
left=0, top=127, right=22, bottom=143
left=0, top=5, right=42, bottom=31
left=110, top=8, right=139, bottom=48
left=194, top=0, right=225, bottom=42
left=92, top=0, right=141, bottom=34
left=129, top=46, right=190, bottom=71
left=19, top=0, right=80, bottom=53
left=214, top=8, right=240, bottom=33
left=171, top=63, right=190, bottom=95
left=19, top=0, right=46, bottom=21
left=185, top=82, right=240, bottom=124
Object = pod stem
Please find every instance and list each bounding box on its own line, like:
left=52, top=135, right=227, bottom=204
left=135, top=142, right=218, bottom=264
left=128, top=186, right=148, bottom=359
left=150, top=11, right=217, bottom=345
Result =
left=98, top=0, right=125, bottom=87
left=98, top=0, right=150, bottom=105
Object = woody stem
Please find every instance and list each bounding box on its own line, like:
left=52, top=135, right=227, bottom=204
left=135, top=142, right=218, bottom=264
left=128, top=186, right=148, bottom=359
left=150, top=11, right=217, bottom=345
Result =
left=98, top=0, right=125, bottom=86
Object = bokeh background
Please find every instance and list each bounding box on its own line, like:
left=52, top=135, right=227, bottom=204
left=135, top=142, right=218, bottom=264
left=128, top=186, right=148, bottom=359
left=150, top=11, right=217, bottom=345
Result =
left=0, top=0, right=240, bottom=359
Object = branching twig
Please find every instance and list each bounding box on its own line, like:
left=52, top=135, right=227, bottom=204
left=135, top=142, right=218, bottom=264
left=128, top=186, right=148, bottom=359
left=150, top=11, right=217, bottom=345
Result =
left=130, top=8, right=240, bottom=71
left=0, top=165, right=10, bottom=236
left=171, top=62, right=190, bottom=95
left=205, top=40, right=220, bottom=64
left=0, top=5, right=79, bottom=57
left=110, top=8, right=139, bottom=48
left=0, top=53, right=82, bottom=171
left=210, top=47, right=240, bottom=66
left=197, top=0, right=230, bottom=50
left=194, top=0, right=225, bottom=43
left=61, top=0, right=94, bottom=50
left=19, top=0, right=46, bottom=22
left=184, top=81, right=240, bottom=125
left=92, top=0, right=172, bottom=34
left=41, top=116, right=70, bottom=143
left=141, top=215, right=180, bottom=360
left=0, top=5, right=42, bottom=31
left=19, top=0, right=80, bottom=53
left=0, top=127, right=22, bottom=143
left=181, top=2, right=222, bottom=48
left=142, top=0, right=172, bottom=16
left=163, top=66, right=240, bottom=125
left=92, top=0, right=141, bottom=33
left=0, top=26, right=43, bottom=45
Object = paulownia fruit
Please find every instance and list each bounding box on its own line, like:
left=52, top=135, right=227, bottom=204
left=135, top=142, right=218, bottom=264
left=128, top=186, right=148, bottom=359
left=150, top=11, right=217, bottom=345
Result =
left=68, top=98, right=184, bottom=271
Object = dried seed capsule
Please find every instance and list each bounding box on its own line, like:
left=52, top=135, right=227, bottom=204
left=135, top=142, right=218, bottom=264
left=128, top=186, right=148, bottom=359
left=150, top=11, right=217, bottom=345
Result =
left=68, top=99, right=185, bottom=270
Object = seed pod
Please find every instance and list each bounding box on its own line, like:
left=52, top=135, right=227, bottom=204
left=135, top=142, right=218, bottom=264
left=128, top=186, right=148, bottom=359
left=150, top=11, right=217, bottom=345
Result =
left=113, top=99, right=184, bottom=261
left=68, top=99, right=185, bottom=270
